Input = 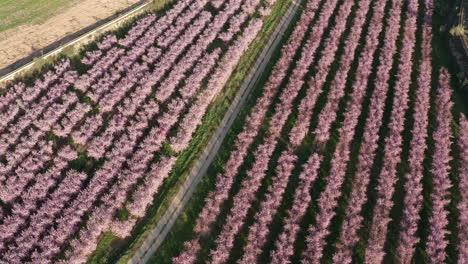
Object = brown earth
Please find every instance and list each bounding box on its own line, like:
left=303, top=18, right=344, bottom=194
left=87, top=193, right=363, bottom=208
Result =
left=0, top=0, right=140, bottom=70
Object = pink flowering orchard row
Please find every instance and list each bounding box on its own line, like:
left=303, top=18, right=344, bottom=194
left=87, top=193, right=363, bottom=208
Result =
left=205, top=0, right=349, bottom=261
left=156, top=0, right=262, bottom=103
left=309, top=0, right=386, bottom=152
left=96, top=12, right=211, bottom=113
left=80, top=13, right=154, bottom=68
left=0, top=60, right=70, bottom=131
left=219, top=12, right=248, bottom=42
left=30, top=97, right=161, bottom=263
left=0, top=146, right=77, bottom=252
left=0, top=61, right=74, bottom=155
left=235, top=0, right=359, bottom=261
left=312, top=0, right=372, bottom=142
left=289, top=0, right=356, bottom=147
left=0, top=83, right=26, bottom=114
left=120, top=10, right=262, bottom=245
left=169, top=0, right=264, bottom=152
left=81, top=0, right=256, bottom=231
left=242, top=0, right=374, bottom=259
left=76, top=0, right=202, bottom=100
left=1, top=87, right=93, bottom=203
left=53, top=102, right=91, bottom=137
left=119, top=14, right=158, bottom=47
left=76, top=46, right=125, bottom=92
left=211, top=0, right=225, bottom=9
left=302, top=0, right=405, bottom=261
left=238, top=151, right=297, bottom=264
left=77, top=12, right=163, bottom=91
left=170, top=0, right=466, bottom=263
left=426, top=69, right=454, bottom=264
left=0, top=4, right=185, bottom=188
left=0, top=0, right=201, bottom=217
left=172, top=0, right=322, bottom=262
left=457, top=114, right=468, bottom=262
left=72, top=2, right=204, bottom=147
left=89, top=0, right=250, bottom=235
left=117, top=100, right=192, bottom=219
left=126, top=50, right=221, bottom=217
left=90, top=0, right=248, bottom=152
left=300, top=0, right=390, bottom=260
left=126, top=156, right=179, bottom=217
left=131, top=21, right=266, bottom=219
left=178, top=51, right=222, bottom=100
left=269, top=154, right=322, bottom=264
left=0, top=71, right=78, bottom=184
left=96, top=9, right=213, bottom=111
left=396, top=0, right=434, bottom=261
left=71, top=0, right=203, bottom=146
left=1, top=170, right=87, bottom=264
left=365, top=0, right=418, bottom=260
left=0, top=141, right=52, bottom=214
left=0, top=83, right=25, bottom=130
left=0, top=0, right=251, bottom=262
left=25, top=0, right=260, bottom=260
left=2, top=1, right=185, bottom=260
left=1, top=100, right=159, bottom=264
left=156, top=2, right=208, bottom=48
left=81, top=35, right=117, bottom=66
left=85, top=40, right=150, bottom=102
left=61, top=18, right=265, bottom=264
left=86, top=11, right=213, bottom=159
left=32, top=102, right=161, bottom=262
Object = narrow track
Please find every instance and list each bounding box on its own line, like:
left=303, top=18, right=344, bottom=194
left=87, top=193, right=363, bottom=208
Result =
left=128, top=1, right=301, bottom=263
left=0, top=0, right=149, bottom=88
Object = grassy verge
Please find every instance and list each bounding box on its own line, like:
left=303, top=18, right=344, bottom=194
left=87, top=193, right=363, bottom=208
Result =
left=149, top=0, right=468, bottom=262
left=149, top=0, right=302, bottom=260
left=87, top=0, right=295, bottom=263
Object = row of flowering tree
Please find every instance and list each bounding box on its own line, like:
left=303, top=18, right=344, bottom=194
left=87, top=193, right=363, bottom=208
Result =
left=0, top=0, right=192, bottom=192
left=364, top=0, right=419, bottom=260
left=0, top=1, right=199, bottom=250
left=174, top=1, right=318, bottom=263
left=88, top=0, right=264, bottom=223
left=457, top=114, right=468, bottom=262
left=301, top=0, right=405, bottom=261
left=396, top=0, right=434, bottom=261
left=321, top=0, right=397, bottom=260
left=61, top=16, right=267, bottom=264
left=318, top=0, right=411, bottom=261
left=157, top=0, right=468, bottom=261
left=269, top=154, right=322, bottom=263
left=235, top=0, right=364, bottom=261
left=171, top=0, right=323, bottom=261
left=0, top=0, right=191, bottom=247
left=0, top=0, right=276, bottom=262
left=174, top=0, right=357, bottom=261
left=288, top=0, right=356, bottom=147
left=125, top=0, right=272, bottom=217
left=424, top=69, right=454, bottom=264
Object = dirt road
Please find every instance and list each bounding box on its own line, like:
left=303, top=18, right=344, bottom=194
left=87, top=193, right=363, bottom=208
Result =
left=127, top=1, right=301, bottom=263
left=0, top=0, right=140, bottom=69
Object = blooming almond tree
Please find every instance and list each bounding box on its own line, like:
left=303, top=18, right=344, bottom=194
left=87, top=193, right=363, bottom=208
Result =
left=425, top=68, right=454, bottom=264
left=396, top=0, right=434, bottom=262
left=457, top=114, right=468, bottom=263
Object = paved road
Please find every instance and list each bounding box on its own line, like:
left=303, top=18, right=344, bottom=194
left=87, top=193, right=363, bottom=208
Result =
left=0, top=0, right=148, bottom=88
left=128, top=2, right=301, bottom=263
